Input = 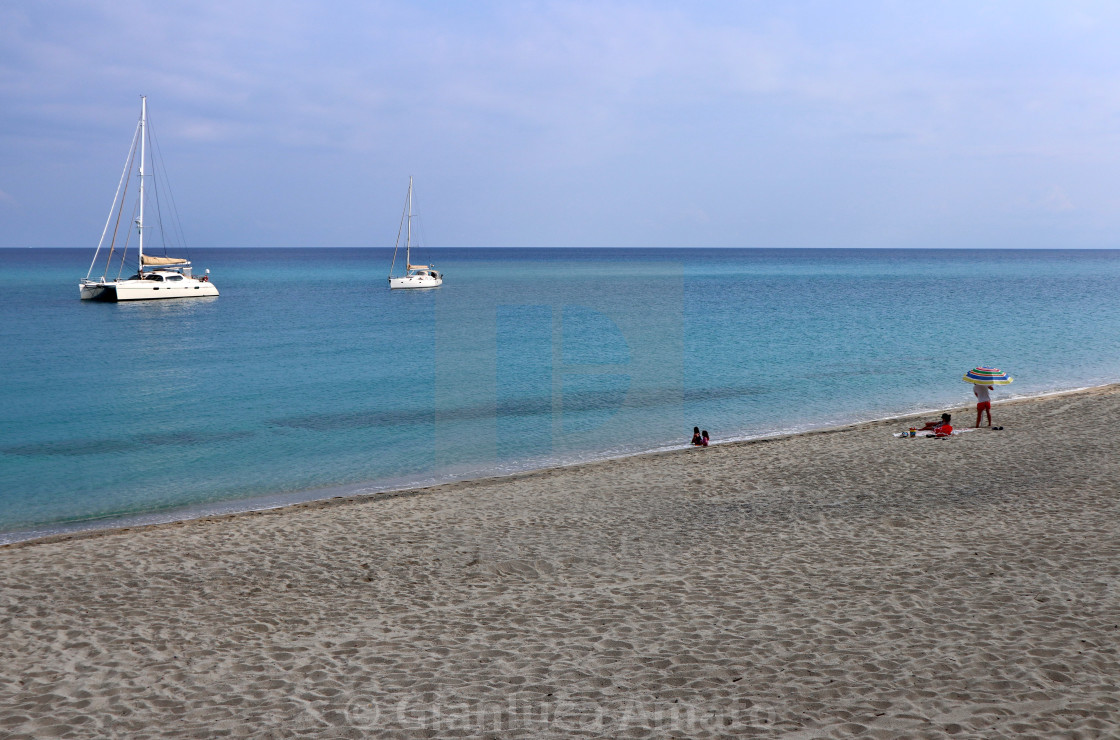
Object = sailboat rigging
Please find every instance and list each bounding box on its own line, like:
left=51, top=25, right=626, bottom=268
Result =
left=388, top=177, right=443, bottom=289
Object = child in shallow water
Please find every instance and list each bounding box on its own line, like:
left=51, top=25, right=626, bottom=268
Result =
left=701, top=430, right=710, bottom=446
left=691, top=427, right=703, bottom=445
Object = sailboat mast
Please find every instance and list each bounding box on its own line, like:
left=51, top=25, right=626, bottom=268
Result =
left=406, top=176, right=413, bottom=268
left=137, top=95, right=147, bottom=273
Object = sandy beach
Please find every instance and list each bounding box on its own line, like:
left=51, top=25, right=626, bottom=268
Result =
left=2, top=387, right=1119, bottom=738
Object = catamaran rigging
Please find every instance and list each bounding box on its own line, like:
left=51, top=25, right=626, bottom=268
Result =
left=80, top=96, right=218, bottom=301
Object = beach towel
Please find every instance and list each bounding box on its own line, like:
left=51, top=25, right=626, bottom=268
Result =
left=893, top=428, right=979, bottom=438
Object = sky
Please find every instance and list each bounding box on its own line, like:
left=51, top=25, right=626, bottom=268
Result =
left=2, top=1, right=1120, bottom=248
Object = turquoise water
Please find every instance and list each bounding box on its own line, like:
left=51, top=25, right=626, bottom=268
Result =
left=2, top=248, right=1120, bottom=542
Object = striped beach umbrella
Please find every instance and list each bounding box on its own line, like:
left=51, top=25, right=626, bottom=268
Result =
left=963, top=366, right=1013, bottom=385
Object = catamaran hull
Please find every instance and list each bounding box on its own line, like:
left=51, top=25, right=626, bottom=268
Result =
left=79, top=280, right=219, bottom=301
left=79, top=283, right=114, bottom=301
left=389, top=275, right=443, bottom=289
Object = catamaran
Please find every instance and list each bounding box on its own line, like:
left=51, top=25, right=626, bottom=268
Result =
left=80, top=96, right=218, bottom=301
left=388, top=177, right=442, bottom=289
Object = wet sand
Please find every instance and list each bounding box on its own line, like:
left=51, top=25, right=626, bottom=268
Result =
left=2, top=387, right=1119, bottom=738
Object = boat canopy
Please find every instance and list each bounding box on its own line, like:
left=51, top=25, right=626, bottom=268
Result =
left=142, top=255, right=190, bottom=266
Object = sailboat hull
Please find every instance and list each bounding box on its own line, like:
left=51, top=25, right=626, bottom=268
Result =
left=80, top=279, right=219, bottom=301
left=389, top=275, right=443, bottom=289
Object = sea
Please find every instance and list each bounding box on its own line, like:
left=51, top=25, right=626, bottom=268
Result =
left=3, top=247, right=1120, bottom=544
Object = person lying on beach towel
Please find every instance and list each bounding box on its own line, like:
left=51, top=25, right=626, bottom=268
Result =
left=896, top=424, right=975, bottom=438
left=918, top=413, right=952, bottom=431
left=895, top=415, right=976, bottom=438
left=932, top=415, right=953, bottom=437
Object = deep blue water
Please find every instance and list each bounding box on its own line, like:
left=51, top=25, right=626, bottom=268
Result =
left=2, top=247, right=1120, bottom=542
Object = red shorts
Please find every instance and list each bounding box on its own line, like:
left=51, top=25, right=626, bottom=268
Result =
left=977, top=401, right=991, bottom=411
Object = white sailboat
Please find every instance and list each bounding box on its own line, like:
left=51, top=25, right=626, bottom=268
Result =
left=80, top=96, right=218, bottom=301
left=388, top=177, right=443, bottom=289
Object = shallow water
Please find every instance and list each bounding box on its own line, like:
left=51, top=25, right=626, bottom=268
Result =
left=2, top=247, right=1119, bottom=541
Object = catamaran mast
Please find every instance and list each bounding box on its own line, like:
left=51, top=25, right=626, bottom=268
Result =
left=405, top=176, right=413, bottom=268
left=137, top=95, right=147, bottom=273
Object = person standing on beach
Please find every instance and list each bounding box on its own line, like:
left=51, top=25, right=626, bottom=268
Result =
left=974, top=383, right=995, bottom=427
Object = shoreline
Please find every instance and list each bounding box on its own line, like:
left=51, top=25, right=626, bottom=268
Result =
left=3, top=381, right=1119, bottom=737
left=3, top=381, right=1112, bottom=551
